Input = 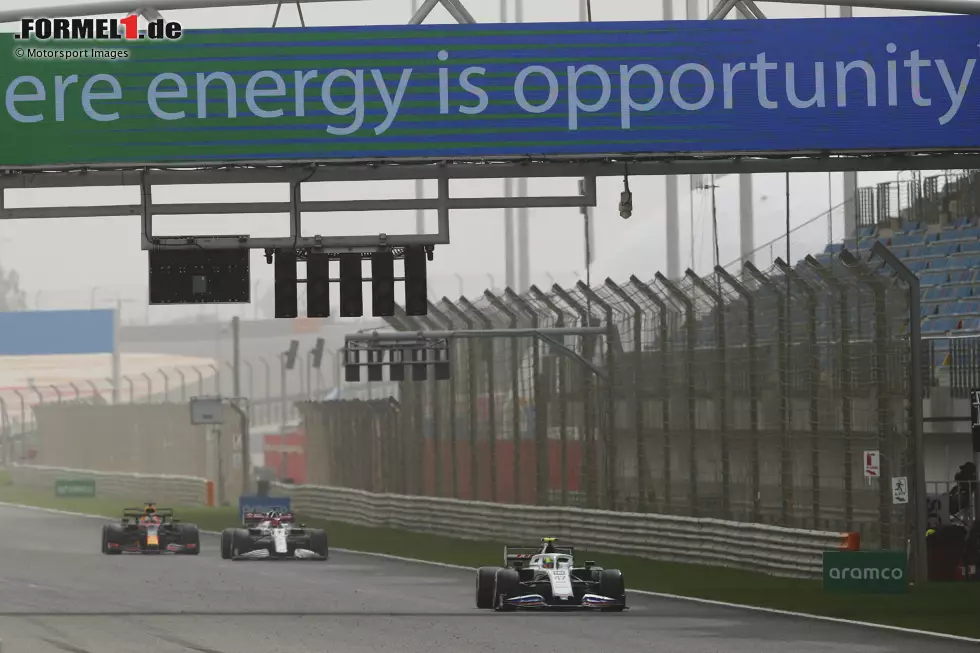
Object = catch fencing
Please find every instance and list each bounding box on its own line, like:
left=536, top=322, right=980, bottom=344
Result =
left=308, top=251, right=919, bottom=552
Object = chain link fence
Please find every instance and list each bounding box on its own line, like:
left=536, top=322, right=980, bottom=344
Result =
left=300, top=250, right=918, bottom=551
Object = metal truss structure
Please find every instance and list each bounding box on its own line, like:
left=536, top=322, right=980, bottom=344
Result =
left=0, top=167, right=596, bottom=253
left=1, top=0, right=977, bottom=260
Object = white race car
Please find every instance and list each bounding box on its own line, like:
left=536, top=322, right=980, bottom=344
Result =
left=476, top=538, right=626, bottom=611
left=220, top=511, right=328, bottom=560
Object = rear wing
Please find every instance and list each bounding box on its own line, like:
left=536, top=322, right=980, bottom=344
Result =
left=243, top=512, right=294, bottom=525
left=122, top=507, right=174, bottom=519
left=504, top=544, right=574, bottom=568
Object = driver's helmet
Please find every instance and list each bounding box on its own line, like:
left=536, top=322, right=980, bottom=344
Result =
left=541, top=556, right=554, bottom=569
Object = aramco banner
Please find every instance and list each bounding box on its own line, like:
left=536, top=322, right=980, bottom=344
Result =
left=1, top=15, right=979, bottom=167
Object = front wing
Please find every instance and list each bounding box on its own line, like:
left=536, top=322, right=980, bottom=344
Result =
left=231, top=537, right=325, bottom=560
left=502, top=593, right=625, bottom=610
left=107, top=532, right=194, bottom=554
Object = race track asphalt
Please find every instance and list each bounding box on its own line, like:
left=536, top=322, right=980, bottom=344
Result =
left=0, top=504, right=974, bottom=653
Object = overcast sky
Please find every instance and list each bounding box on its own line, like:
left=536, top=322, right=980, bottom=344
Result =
left=0, top=0, right=947, bottom=322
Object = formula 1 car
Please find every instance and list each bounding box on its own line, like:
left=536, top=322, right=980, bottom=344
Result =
left=220, top=510, right=328, bottom=560
left=101, top=503, right=200, bottom=555
left=475, top=538, right=626, bottom=611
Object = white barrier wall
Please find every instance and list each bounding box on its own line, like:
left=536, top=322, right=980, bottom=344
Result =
left=9, top=464, right=855, bottom=579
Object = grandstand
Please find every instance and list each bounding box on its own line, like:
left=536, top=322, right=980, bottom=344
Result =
left=822, top=218, right=980, bottom=334
left=810, top=170, right=980, bottom=378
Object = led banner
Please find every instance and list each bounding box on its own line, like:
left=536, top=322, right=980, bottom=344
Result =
left=1, top=15, right=978, bottom=168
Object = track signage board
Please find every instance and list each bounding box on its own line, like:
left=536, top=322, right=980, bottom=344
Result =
left=55, top=478, right=95, bottom=497
left=822, top=551, right=909, bottom=594
left=1, top=15, right=979, bottom=169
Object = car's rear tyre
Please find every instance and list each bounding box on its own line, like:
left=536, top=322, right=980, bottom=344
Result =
left=307, top=529, right=328, bottom=559
left=178, top=524, right=200, bottom=554
left=599, top=569, right=626, bottom=611
left=220, top=528, right=234, bottom=559
left=476, top=567, right=498, bottom=609
left=493, top=568, right=520, bottom=612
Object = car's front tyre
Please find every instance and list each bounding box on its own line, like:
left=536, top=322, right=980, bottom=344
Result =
left=220, top=528, right=234, bottom=559
left=599, top=569, right=626, bottom=612
left=476, top=567, right=498, bottom=609
left=102, top=524, right=122, bottom=555
left=493, top=568, right=520, bottom=612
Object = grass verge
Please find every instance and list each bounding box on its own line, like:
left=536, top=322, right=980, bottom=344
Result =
left=0, top=476, right=978, bottom=639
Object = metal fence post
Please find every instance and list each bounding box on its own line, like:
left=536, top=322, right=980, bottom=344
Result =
left=605, top=278, right=648, bottom=513
left=869, top=241, right=928, bottom=583
left=529, top=285, right=569, bottom=507
left=459, top=296, right=498, bottom=503
left=685, top=269, right=731, bottom=520
left=428, top=300, right=460, bottom=500
left=398, top=309, right=436, bottom=496
left=839, top=249, right=893, bottom=550
left=775, top=258, right=822, bottom=529
left=805, top=255, right=856, bottom=532
left=576, top=281, right=619, bottom=512
left=442, top=297, right=480, bottom=501
left=715, top=265, right=761, bottom=522
left=744, top=261, right=793, bottom=524
left=141, top=373, right=153, bottom=404
left=552, top=284, right=599, bottom=510
left=655, top=273, right=699, bottom=517
left=505, top=288, right=550, bottom=506
left=485, top=290, right=524, bottom=505
left=159, top=368, right=170, bottom=403
left=630, top=275, right=672, bottom=513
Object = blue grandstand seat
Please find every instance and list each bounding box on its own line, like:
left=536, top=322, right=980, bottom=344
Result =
left=923, top=317, right=961, bottom=333
left=959, top=317, right=980, bottom=332
left=825, top=243, right=843, bottom=254
left=948, top=217, right=977, bottom=229
left=946, top=227, right=980, bottom=241
left=891, top=233, right=924, bottom=247
left=924, top=257, right=948, bottom=270
left=924, top=286, right=955, bottom=301
left=948, top=269, right=973, bottom=284
left=858, top=227, right=876, bottom=239
left=929, top=242, right=961, bottom=256
left=925, top=232, right=941, bottom=243
left=905, top=260, right=929, bottom=272
left=945, top=301, right=980, bottom=315
left=954, top=286, right=975, bottom=298
left=949, top=254, right=980, bottom=270
left=920, top=271, right=948, bottom=286
left=905, top=245, right=924, bottom=257
left=960, top=240, right=980, bottom=253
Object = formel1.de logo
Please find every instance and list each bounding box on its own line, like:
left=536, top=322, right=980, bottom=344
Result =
left=15, top=17, right=183, bottom=41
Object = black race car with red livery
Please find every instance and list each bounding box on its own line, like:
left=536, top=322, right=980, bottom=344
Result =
left=101, top=503, right=201, bottom=555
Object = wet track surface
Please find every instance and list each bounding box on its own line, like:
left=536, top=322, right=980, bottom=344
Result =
left=0, top=505, right=974, bottom=653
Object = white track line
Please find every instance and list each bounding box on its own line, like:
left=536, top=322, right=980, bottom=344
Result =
left=2, top=501, right=977, bottom=643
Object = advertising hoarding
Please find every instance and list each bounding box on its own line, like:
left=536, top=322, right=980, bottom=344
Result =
left=2, top=16, right=979, bottom=168
left=0, top=309, right=114, bottom=355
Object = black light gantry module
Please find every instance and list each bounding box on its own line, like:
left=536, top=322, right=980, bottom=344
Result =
left=148, top=247, right=250, bottom=305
